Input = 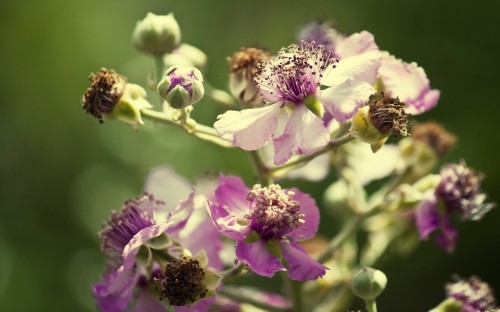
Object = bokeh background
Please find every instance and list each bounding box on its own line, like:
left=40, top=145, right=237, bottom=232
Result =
left=1, top=0, right=499, bottom=311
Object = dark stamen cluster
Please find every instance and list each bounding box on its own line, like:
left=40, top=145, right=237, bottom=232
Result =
left=155, top=256, right=207, bottom=306
left=446, top=276, right=496, bottom=311
left=369, top=92, right=409, bottom=137
left=82, top=68, right=126, bottom=123
left=255, top=41, right=338, bottom=103
left=437, top=162, right=495, bottom=221
left=411, top=122, right=457, bottom=157
left=246, top=184, right=304, bottom=240
left=228, top=47, right=271, bottom=76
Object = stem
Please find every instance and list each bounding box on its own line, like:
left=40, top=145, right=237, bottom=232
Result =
left=219, top=288, right=289, bottom=312
left=153, top=55, right=164, bottom=86
left=141, top=108, right=233, bottom=148
left=281, top=272, right=304, bottom=312
left=249, top=151, right=272, bottom=186
left=365, top=299, right=378, bottom=312
left=221, top=263, right=245, bottom=280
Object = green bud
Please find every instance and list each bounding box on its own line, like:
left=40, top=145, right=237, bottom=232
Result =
left=132, top=12, right=181, bottom=56
left=157, top=66, right=204, bottom=109
left=351, top=267, right=387, bottom=300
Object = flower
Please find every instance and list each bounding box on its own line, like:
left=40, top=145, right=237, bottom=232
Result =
left=208, top=175, right=327, bottom=281
left=157, top=66, right=204, bottom=109
left=446, top=276, right=497, bottom=312
left=132, top=12, right=181, bottom=55
left=93, top=167, right=224, bottom=312
left=296, top=20, right=342, bottom=52
left=415, top=162, right=495, bottom=252
left=215, top=41, right=380, bottom=165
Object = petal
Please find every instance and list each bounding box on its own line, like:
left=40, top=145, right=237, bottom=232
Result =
left=208, top=201, right=247, bottom=242
left=285, top=153, right=331, bottom=182
left=415, top=199, right=440, bottom=239
left=93, top=269, right=138, bottom=312
left=214, top=104, right=281, bottom=150
left=273, top=105, right=330, bottom=165
left=175, top=298, right=215, bottom=312
left=323, top=51, right=381, bottom=86
left=215, top=175, right=250, bottom=218
left=379, top=53, right=439, bottom=115
left=320, top=78, right=376, bottom=122
left=165, top=191, right=196, bottom=233
left=280, top=241, right=327, bottom=281
left=335, top=31, right=379, bottom=59
left=132, top=289, right=166, bottom=312
left=286, top=189, right=320, bottom=241
left=435, top=214, right=458, bottom=253
left=235, top=240, right=285, bottom=277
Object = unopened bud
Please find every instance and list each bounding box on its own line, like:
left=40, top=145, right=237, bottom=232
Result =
left=351, top=267, right=387, bottom=300
left=132, top=12, right=181, bottom=56
left=157, top=66, right=204, bottom=109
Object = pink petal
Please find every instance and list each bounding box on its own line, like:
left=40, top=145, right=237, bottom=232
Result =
left=286, top=189, right=320, bottom=241
left=215, top=175, right=250, bottom=218
left=214, top=104, right=281, bottom=150
left=143, top=166, right=192, bottom=211
left=415, top=199, right=440, bottom=239
left=132, top=289, right=166, bottom=312
left=335, top=31, right=379, bottom=59
left=235, top=240, right=285, bottom=277
left=93, top=269, right=138, bottom=312
left=208, top=201, right=247, bottom=242
left=165, top=191, right=196, bottom=233
left=323, top=51, right=381, bottom=86
left=320, top=78, right=376, bottom=122
left=435, top=214, right=458, bottom=253
left=379, top=53, right=439, bottom=115
left=273, top=105, right=330, bottom=165
left=280, top=241, right=327, bottom=281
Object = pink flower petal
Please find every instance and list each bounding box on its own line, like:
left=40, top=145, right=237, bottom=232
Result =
left=335, top=31, right=379, bottom=59
left=320, top=77, right=376, bottom=122
left=323, top=51, right=381, bottom=86
left=286, top=189, right=320, bottom=241
left=132, top=289, right=166, bottom=312
left=208, top=202, right=247, bottom=242
left=143, top=166, right=192, bottom=211
left=379, top=53, right=439, bottom=115
left=280, top=241, right=327, bottom=281
left=93, top=269, right=138, bottom=312
left=415, top=199, right=440, bottom=239
left=273, top=105, right=330, bottom=165
left=214, top=104, right=281, bottom=150
left=235, top=240, right=285, bottom=277
left=435, top=214, right=458, bottom=253
left=215, top=175, right=250, bottom=218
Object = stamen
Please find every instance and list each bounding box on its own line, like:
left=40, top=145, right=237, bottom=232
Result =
left=369, top=92, right=409, bottom=137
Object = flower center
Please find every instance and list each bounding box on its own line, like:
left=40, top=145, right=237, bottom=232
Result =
left=369, top=91, right=409, bottom=137
left=82, top=68, right=126, bottom=123
left=155, top=256, right=207, bottom=306
left=254, top=41, right=337, bottom=104
left=99, top=194, right=158, bottom=271
left=246, top=184, right=304, bottom=240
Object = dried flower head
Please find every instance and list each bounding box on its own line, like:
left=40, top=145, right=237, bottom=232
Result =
left=411, top=121, right=457, bottom=157
left=369, top=91, right=409, bottom=137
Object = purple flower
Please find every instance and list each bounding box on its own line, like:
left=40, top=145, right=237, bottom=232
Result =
left=93, top=166, right=224, bottom=312
left=208, top=175, right=327, bottom=281
left=214, top=42, right=380, bottom=165
left=446, top=276, right=497, bottom=312
left=415, top=162, right=495, bottom=252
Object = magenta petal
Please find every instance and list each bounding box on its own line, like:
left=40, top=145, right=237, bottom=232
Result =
left=93, top=269, right=138, bottom=312
left=214, top=175, right=250, bottom=218
left=286, top=189, right=320, bottom=241
left=132, top=289, right=166, bottom=312
left=166, top=191, right=196, bottom=233
left=415, top=199, right=440, bottom=239
left=273, top=105, right=330, bottom=165
left=435, top=214, right=458, bottom=253
left=143, top=166, right=192, bottom=213
left=379, top=53, right=439, bottom=115
left=214, top=104, right=281, bottom=150
left=208, top=201, right=247, bottom=242
left=235, top=240, right=285, bottom=277
left=335, top=31, right=379, bottom=59
left=280, top=241, right=327, bottom=281
left=320, top=78, right=375, bottom=122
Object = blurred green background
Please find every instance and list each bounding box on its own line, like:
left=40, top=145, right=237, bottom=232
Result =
left=0, top=0, right=499, bottom=311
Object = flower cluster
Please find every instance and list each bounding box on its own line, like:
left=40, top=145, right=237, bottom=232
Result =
left=83, top=11, right=496, bottom=312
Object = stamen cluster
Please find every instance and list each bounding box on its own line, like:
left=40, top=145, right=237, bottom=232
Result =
left=155, top=256, right=207, bottom=306
left=411, top=122, right=457, bottom=157
left=228, top=47, right=271, bottom=76
left=246, top=184, right=304, bottom=239
left=446, top=276, right=496, bottom=311
left=82, top=69, right=126, bottom=123
left=437, top=162, right=495, bottom=221
left=369, top=92, right=409, bottom=137
left=254, top=41, right=337, bottom=103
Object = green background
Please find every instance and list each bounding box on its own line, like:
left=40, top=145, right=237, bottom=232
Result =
left=0, top=0, right=499, bottom=311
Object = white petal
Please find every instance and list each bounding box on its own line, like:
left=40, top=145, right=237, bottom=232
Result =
left=323, top=51, right=381, bottom=86
left=335, top=31, right=379, bottom=59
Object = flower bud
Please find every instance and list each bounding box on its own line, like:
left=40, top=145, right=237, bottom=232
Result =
left=157, top=66, right=204, bottom=109
left=132, top=12, right=181, bottom=56
left=164, top=43, right=208, bottom=69
left=82, top=69, right=152, bottom=128
left=350, top=267, right=387, bottom=300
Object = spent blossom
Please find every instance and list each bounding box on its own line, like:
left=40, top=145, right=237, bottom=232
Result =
left=208, top=175, right=327, bottom=281
left=215, top=41, right=380, bottom=165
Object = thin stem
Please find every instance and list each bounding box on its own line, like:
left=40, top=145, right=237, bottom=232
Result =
left=153, top=55, right=164, bottom=86
left=365, top=299, right=378, bottom=312
left=281, top=272, right=304, bottom=312
left=249, top=151, right=272, bottom=186
left=220, top=263, right=245, bottom=280
left=219, top=288, right=290, bottom=312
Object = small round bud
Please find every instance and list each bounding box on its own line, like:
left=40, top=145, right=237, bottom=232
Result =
left=351, top=267, right=387, bottom=300
left=157, top=66, right=204, bottom=109
left=132, top=12, right=181, bottom=56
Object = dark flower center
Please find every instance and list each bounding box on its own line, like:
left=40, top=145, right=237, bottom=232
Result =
left=369, top=91, right=409, bottom=137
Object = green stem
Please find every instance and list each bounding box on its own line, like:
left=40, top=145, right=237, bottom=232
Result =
left=220, top=263, right=245, bottom=280
left=249, top=151, right=272, bottom=186
left=281, top=272, right=304, bottom=312
left=153, top=55, right=164, bottom=86
left=140, top=108, right=233, bottom=148
left=219, top=288, right=289, bottom=312
left=365, top=299, right=378, bottom=312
